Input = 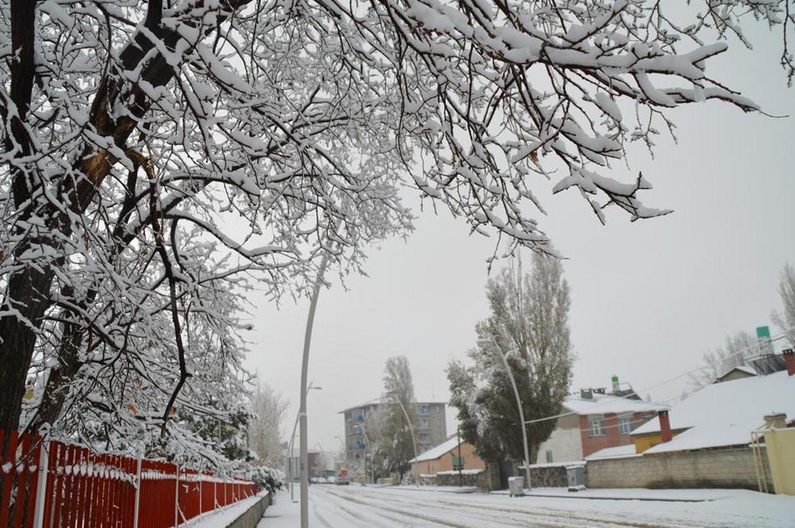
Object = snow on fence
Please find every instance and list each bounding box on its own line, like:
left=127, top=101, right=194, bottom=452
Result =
left=0, top=430, right=258, bottom=528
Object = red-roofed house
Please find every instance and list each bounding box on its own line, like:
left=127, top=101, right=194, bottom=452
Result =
left=537, top=378, right=668, bottom=463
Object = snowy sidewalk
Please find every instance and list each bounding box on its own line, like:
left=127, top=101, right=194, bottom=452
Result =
left=257, top=490, right=299, bottom=528
left=493, top=487, right=733, bottom=502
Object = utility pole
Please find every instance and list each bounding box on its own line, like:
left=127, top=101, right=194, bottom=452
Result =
left=300, top=253, right=329, bottom=528
left=457, top=425, right=463, bottom=487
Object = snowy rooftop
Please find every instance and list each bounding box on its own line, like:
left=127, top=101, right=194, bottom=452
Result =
left=633, top=370, right=795, bottom=453
left=585, top=444, right=640, bottom=461
left=716, top=364, right=758, bottom=381
left=411, top=434, right=462, bottom=463
left=562, top=393, right=668, bottom=416
left=340, top=398, right=447, bottom=413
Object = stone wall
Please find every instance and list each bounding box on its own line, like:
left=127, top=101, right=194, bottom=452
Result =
left=434, top=469, right=489, bottom=488
left=528, top=464, right=568, bottom=488
left=586, top=447, right=774, bottom=490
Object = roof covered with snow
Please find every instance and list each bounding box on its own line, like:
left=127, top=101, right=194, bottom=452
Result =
left=411, top=435, right=463, bottom=463
left=562, top=393, right=668, bottom=416
left=337, top=396, right=447, bottom=414
left=633, top=370, right=795, bottom=453
left=340, top=398, right=447, bottom=414
left=716, top=364, right=758, bottom=381
left=585, top=444, right=640, bottom=461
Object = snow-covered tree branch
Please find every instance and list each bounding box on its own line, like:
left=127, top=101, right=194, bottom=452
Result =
left=1, top=0, right=791, bottom=456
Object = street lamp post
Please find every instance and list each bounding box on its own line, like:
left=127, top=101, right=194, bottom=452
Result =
left=299, top=253, right=329, bottom=528
left=288, top=383, right=322, bottom=501
left=457, top=425, right=463, bottom=487
left=479, top=336, right=532, bottom=491
left=389, top=395, right=419, bottom=487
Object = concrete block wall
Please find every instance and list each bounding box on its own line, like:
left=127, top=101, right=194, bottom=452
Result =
left=586, top=447, right=774, bottom=491
left=226, top=492, right=273, bottom=528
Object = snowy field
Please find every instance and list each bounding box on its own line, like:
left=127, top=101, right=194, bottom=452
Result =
left=255, top=485, right=795, bottom=528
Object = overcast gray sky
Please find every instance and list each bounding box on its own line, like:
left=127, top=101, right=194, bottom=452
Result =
left=245, top=27, right=795, bottom=457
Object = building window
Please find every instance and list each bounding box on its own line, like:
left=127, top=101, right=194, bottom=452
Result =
left=589, top=417, right=606, bottom=437
left=545, top=450, right=553, bottom=463
left=618, top=415, right=634, bottom=435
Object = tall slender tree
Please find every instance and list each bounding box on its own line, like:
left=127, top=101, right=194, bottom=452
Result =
left=379, top=356, right=419, bottom=481
left=248, top=381, right=288, bottom=468
left=448, top=253, right=573, bottom=465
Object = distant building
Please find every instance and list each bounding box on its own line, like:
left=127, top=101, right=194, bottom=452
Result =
left=632, top=353, right=795, bottom=455
left=583, top=352, right=795, bottom=493
left=536, top=377, right=668, bottom=463
left=715, top=365, right=757, bottom=384
left=410, top=434, right=486, bottom=477
left=340, top=399, right=447, bottom=471
left=284, top=447, right=323, bottom=481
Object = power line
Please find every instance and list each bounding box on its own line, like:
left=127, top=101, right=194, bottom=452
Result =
left=521, top=328, right=794, bottom=426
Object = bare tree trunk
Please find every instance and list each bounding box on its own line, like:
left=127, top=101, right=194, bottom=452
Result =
left=0, top=0, right=44, bottom=437
left=1, top=0, right=256, bottom=437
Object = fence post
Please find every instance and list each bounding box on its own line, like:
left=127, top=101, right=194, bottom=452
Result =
left=32, top=440, right=49, bottom=528
left=132, top=454, right=142, bottom=528
left=174, top=465, right=179, bottom=528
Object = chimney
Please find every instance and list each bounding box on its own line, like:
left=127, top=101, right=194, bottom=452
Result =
left=784, top=349, right=795, bottom=376
left=659, top=410, right=672, bottom=443
left=611, top=375, right=620, bottom=394
left=581, top=389, right=593, bottom=400
left=764, top=413, right=787, bottom=429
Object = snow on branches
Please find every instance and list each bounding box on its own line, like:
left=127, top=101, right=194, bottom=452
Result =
left=0, top=0, right=790, bottom=456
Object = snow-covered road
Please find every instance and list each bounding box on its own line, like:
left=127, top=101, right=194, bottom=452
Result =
left=259, top=485, right=795, bottom=528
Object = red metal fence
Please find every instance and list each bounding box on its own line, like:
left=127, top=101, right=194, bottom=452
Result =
left=0, top=430, right=258, bottom=528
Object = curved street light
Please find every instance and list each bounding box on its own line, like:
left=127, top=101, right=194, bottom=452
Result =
left=288, top=383, right=322, bottom=501
left=387, top=393, right=419, bottom=486
left=478, top=335, right=532, bottom=492
left=299, top=253, right=329, bottom=528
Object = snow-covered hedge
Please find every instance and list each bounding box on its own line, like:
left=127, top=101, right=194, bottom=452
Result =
left=245, top=466, right=285, bottom=494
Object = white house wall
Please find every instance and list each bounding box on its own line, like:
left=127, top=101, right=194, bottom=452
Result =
left=536, top=415, right=583, bottom=464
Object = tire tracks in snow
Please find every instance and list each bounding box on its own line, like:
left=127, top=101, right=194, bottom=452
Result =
left=317, top=486, right=725, bottom=528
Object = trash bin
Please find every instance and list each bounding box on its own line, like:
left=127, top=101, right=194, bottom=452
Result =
left=508, top=476, right=524, bottom=497
left=566, top=464, right=586, bottom=492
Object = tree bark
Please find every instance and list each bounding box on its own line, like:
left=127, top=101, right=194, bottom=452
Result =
left=0, top=0, right=256, bottom=436
left=0, top=0, right=43, bottom=437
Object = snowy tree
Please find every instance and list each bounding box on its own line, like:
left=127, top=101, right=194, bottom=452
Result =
left=247, top=381, right=288, bottom=468
left=1, top=0, right=792, bottom=443
left=377, top=356, right=419, bottom=481
left=689, top=331, right=759, bottom=389
left=448, top=253, right=572, bottom=465
left=773, top=263, right=795, bottom=346
left=347, top=402, right=384, bottom=481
